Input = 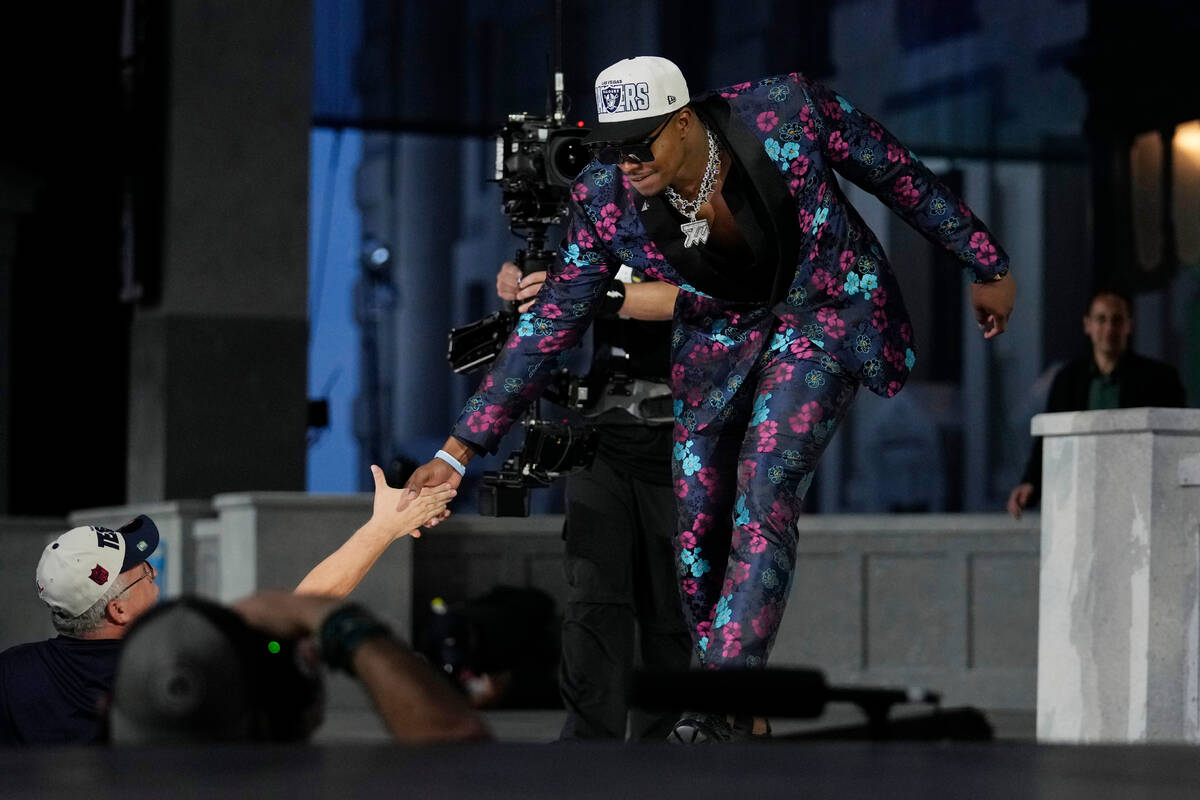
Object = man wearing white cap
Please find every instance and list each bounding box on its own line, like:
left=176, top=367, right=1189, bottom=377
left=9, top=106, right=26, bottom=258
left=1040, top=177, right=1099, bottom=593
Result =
left=0, top=516, right=160, bottom=745
left=407, top=56, right=1016, bottom=742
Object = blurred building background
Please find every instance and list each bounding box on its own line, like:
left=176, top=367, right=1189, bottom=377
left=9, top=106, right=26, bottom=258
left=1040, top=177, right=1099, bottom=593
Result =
left=0, top=0, right=1196, bottom=517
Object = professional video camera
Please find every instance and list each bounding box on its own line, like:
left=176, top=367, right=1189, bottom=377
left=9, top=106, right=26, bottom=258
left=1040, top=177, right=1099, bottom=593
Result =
left=445, top=62, right=599, bottom=517
left=445, top=107, right=591, bottom=374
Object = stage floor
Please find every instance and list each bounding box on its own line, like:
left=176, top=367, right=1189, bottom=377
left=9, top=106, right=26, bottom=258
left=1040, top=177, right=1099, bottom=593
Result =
left=7, top=732, right=1200, bottom=800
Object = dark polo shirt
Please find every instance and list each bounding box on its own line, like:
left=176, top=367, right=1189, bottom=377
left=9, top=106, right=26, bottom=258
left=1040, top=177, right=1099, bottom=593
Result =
left=0, top=635, right=121, bottom=745
left=1020, top=352, right=1187, bottom=495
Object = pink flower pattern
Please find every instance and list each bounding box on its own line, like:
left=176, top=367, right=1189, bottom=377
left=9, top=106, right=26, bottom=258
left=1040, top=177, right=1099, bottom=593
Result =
left=756, top=420, right=778, bottom=453
left=752, top=604, right=781, bottom=639
left=970, top=232, right=998, bottom=266
left=817, top=308, right=845, bottom=339
left=789, top=400, right=824, bottom=434
left=756, top=110, right=779, bottom=131
left=766, top=499, right=796, bottom=530
left=839, top=250, right=856, bottom=273
left=596, top=203, right=622, bottom=240
left=827, top=131, right=849, bottom=161
left=893, top=175, right=920, bottom=207
left=721, top=623, right=743, bottom=658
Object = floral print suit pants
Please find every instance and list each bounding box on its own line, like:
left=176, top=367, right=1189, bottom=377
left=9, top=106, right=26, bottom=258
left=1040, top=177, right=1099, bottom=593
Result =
left=672, top=322, right=858, bottom=669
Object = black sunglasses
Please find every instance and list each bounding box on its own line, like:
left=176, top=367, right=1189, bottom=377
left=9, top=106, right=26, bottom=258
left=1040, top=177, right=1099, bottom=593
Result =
left=590, top=111, right=677, bottom=165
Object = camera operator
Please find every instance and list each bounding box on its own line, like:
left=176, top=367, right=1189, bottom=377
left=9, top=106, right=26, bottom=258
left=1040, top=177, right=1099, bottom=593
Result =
left=497, top=260, right=689, bottom=741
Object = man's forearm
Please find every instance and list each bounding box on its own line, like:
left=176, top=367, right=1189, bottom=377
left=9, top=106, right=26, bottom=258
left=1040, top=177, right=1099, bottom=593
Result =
left=294, top=521, right=394, bottom=598
left=620, top=281, right=678, bottom=321
left=352, top=637, right=491, bottom=743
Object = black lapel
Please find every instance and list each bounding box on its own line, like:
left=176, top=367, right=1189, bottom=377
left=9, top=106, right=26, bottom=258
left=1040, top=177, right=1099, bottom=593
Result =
left=637, top=178, right=770, bottom=303
left=633, top=95, right=802, bottom=305
left=700, top=95, right=802, bottom=307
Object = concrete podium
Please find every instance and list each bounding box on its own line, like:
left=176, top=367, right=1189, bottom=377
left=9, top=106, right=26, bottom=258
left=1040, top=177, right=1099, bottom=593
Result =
left=1035, top=408, right=1200, bottom=742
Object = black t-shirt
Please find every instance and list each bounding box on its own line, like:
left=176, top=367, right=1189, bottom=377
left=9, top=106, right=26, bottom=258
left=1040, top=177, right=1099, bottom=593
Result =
left=0, top=636, right=121, bottom=745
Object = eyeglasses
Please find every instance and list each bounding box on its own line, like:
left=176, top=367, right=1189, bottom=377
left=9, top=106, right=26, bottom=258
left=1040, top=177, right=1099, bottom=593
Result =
left=116, top=563, right=155, bottom=597
left=590, top=111, right=677, bottom=165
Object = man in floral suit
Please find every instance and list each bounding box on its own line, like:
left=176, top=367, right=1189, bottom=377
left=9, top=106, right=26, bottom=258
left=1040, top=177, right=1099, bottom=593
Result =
left=407, top=57, right=1016, bottom=741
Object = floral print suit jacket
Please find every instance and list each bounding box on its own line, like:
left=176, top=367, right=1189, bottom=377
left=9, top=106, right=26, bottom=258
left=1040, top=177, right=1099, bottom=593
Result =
left=451, top=72, right=1010, bottom=454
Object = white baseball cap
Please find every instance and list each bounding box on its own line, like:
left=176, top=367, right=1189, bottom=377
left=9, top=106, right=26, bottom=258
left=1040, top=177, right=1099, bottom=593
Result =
left=583, top=56, right=691, bottom=144
left=36, top=516, right=160, bottom=617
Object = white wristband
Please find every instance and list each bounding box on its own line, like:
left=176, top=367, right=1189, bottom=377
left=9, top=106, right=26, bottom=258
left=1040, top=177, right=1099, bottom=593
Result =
left=434, top=449, right=466, bottom=476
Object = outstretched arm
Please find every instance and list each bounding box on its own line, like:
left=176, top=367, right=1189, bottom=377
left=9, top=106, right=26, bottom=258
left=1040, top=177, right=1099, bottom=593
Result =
left=412, top=190, right=623, bottom=519
left=802, top=76, right=1015, bottom=336
left=295, top=464, right=456, bottom=597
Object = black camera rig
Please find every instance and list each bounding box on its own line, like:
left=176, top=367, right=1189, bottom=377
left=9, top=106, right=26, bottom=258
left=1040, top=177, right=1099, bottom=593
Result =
left=445, top=45, right=601, bottom=517
left=445, top=110, right=590, bottom=376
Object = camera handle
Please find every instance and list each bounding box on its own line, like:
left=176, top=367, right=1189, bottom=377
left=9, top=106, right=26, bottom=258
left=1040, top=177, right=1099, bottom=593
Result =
left=511, top=227, right=566, bottom=417
left=511, top=230, right=557, bottom=309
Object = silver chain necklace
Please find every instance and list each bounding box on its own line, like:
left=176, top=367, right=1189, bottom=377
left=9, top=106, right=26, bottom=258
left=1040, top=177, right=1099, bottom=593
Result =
left=664, top=124, right=720, bottom=247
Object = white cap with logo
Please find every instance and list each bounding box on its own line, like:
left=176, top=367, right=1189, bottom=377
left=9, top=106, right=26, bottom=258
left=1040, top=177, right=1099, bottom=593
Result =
left=35, top=516, right=160, bottom=618
left=584, top=56, right=691, bottom=144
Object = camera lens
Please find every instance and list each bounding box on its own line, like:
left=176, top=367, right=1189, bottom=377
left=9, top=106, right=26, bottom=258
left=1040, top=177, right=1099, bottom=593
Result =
left=546, top=134, right=590, bottom=187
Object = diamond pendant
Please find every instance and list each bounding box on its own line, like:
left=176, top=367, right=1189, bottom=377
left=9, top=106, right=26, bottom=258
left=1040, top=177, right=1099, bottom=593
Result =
left=680, top=218, right=710, bottom=248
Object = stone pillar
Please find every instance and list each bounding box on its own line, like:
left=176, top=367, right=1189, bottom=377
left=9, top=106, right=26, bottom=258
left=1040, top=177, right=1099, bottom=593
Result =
left=1035, top=408, right=1200, bottom=742
left=126, top=0, right=311, bottom=502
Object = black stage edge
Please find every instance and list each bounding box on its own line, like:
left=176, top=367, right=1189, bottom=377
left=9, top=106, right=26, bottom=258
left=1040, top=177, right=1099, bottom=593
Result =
left=4, top=741, right=1200, bottom=799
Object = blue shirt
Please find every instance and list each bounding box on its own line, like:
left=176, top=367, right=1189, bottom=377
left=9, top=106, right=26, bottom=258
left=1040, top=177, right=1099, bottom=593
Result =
left=0, top=636, right=121, bottom=745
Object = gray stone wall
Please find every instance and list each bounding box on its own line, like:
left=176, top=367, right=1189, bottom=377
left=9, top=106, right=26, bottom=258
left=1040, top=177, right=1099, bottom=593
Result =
left=126, top=0, right=311, bottom=503
left=778, top=514, right=1039, bottom=710
left=0, top=505, right=1040, bottom=711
